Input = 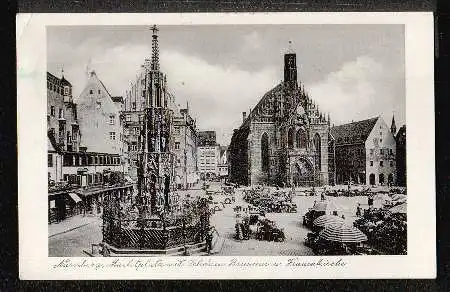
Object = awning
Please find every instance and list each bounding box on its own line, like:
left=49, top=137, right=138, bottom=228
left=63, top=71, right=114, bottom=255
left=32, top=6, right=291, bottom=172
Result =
left=68, top=192, right=82, bottom=203
left=77, top=168, right=89, bottom=173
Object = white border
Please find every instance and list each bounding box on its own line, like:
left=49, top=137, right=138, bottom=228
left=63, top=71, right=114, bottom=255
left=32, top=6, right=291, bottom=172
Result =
left=17, top=12, right=435, bottom=279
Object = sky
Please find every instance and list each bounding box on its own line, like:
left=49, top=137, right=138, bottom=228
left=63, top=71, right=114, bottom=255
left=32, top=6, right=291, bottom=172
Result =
left=47, top=25, right=405, bottom=146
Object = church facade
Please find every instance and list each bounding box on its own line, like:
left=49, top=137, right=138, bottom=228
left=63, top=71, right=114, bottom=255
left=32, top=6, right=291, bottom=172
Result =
left=229, top=50, right=335, bottom=187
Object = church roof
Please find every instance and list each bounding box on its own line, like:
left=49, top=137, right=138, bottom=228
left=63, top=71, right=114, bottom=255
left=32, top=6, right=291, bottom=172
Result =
left=331, top=117, right=379, bottom=145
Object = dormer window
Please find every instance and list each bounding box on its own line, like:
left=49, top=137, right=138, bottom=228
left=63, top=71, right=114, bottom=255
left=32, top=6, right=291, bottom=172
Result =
left=89, top=90, right=93, bottom=94
left=64, top=86, right=69, bottom=95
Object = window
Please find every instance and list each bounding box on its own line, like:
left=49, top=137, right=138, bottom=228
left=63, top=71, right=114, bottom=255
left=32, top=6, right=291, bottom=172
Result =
left=98, top=89, right=101, bottom=94
left=90, top=89, right=93, bottom=94
left=370, top=161, right=373, bottom=166
left=380, top=161, right=384, bottom=167
left=380, top=139, right=382, bottom=143
left=58, top=109, right=64, bottom=119
left=134, top=127, right=139, bottom=135
left=109, top=115, right=115, bottom=125
left=380, top=149, right=384, bottom=155
left=131, top=142, right=137, bottom=151
left=380, top=132, right=382, bottom=136
left=389, top=149, right=393, bottom=155
left=48, top=154, right=53, bottom=167
left=132, top=102, right=136, bottom=110
left=110, top=132, right=116, bottom=140
left=50, top=106, right=55, bottom=117
left=175, top=142, right=180, bottom=150
left=390, top=161, right=394, bottom=167
left=64, top=87, right=69, bottom=95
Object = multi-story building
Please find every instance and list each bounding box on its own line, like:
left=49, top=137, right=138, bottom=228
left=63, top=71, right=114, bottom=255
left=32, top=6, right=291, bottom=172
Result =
left=173, top=105, right=198, bottom=189
left=331, top=116, right=397, bottom=186
left=76, top=70, right=126, bottom=156
left=395, top=124, right=406, bottom=187
left=197, top=131, right=220, bottom=180
left=47, top=72, right=81, bottom=183
left=229, top=49, right=334, bottom=187
left=47, top=72, right=132, bottom=223
left=218, top=145, right=229, bottom=179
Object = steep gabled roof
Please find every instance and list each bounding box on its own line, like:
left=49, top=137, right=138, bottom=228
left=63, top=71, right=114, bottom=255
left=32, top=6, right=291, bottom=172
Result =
left=241, top=82, right=283, bottom=128
left=331, top=117, right=379, bottom=145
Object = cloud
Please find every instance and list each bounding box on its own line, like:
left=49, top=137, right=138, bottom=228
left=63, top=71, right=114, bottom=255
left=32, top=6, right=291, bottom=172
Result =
left=160, top=50, right=278, bottom=145
left=308, top=56, right=404, bottom=127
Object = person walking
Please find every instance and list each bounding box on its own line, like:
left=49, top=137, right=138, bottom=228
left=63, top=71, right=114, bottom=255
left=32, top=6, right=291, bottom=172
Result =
left=356, top=203, right=361, bottom=217
left=206, top=227, right=213, bottom=254
left=368, top=194, right=374, bottom=208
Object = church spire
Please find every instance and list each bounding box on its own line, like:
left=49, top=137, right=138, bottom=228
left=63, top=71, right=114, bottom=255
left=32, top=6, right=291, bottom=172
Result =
left=151, top=25, right=160, bottom=71
left=391, top=113, right=397, bottom=134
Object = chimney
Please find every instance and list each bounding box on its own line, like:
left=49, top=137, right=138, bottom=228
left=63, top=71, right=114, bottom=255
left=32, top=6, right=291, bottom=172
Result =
left=242, top=112, right=247, bottom=122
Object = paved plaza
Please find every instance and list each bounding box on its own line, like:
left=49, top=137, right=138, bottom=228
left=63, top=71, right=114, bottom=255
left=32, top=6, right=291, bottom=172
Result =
left=48, top=182, right=388, bottom=257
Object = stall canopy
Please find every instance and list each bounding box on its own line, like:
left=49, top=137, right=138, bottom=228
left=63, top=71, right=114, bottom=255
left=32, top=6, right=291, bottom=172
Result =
left=313, top=214, right=344, bottom=228
left=68, top=192, right=82, bottom=203
left=388, top=202, right=407, bottom=214
left=319, top=223, right=368, bottom=243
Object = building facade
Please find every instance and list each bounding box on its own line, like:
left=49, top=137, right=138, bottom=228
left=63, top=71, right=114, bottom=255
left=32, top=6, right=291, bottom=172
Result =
left=173, top=106, right=198, bottom=189
left=395, top=125, right=406, bottom=187
left=197, top=131, right=220, bottom=180
left=229, top=50, right=334, bottom=187
left=76, top=70, right=126, bottom=157
left=47, top=72, right=132, bottom=224
left=218, top=145, right=229, bottom=179
left=331, top=116, right=397, bottom=186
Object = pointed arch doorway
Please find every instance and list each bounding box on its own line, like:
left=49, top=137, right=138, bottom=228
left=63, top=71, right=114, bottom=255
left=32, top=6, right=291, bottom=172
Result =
left=292, top=159, right=314, bottom=186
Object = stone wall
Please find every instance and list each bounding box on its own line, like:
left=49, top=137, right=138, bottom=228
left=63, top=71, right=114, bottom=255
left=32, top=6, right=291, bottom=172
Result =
left=248, top=121, right=276, bottom=185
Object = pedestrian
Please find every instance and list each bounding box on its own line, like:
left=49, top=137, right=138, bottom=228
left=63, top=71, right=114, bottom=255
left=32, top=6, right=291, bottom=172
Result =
left=356, top=203, right=361, bottom=217
left=321, top=192, right=325, bottom=201
left=341, top=214, right=345, bottom=220
left=368, top=194, right=374, bottom=208
left=206, top=227, right=213, bottom=254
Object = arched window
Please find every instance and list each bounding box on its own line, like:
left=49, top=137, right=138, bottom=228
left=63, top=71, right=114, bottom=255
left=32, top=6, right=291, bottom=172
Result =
left=261, top=133, right=269, bottom=173
left=313, top=133, right=321, bottom=171
left=369, top=173, right=375, bottom=185
left=296, top=128, right=307, bottom=148
left=379, top=173, right=385, bottom=185
left=287, top=128, right=294, bottom=148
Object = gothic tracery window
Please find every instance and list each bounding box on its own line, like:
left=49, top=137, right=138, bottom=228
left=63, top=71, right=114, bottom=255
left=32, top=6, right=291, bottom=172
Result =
left=287, top=128, right=294, bottom=149
left=296, top=128, right=307, bottom=148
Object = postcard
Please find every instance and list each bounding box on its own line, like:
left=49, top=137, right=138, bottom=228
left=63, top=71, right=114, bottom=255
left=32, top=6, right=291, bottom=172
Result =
left=17, top=12, right=435, bottom=279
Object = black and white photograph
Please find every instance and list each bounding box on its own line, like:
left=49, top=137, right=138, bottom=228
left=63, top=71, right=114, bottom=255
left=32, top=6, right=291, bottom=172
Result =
left=17, top=13, right=435, bottom=279
left=46, top=23, right=407, bottom=257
